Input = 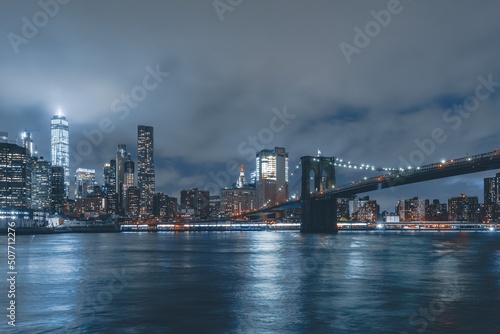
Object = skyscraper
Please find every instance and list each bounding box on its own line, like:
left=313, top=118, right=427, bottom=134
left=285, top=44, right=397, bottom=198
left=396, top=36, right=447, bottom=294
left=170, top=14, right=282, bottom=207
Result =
left=20, top=130, right=36, bottom=157
left=75, top=168, right=96, bottom=199
left=123, top=153, right=135, bottom=212
left=0, top=142, right=31, bottom=210
left=484, top=177, right=496, bottom=204
left=116, top=144, right=127, bottom=213
left=138, top=125, right=155, bottom=216
left=51, top=114, right=69, bottom=198
left=256, top=147, right=289, bottom=207
left=31, top=157, right=52, bottom=211
left=51, top=166, right=65, bottom=214
left=448, top=194, right=480, bottom=222
left=181, top=188, right=210, bottom=220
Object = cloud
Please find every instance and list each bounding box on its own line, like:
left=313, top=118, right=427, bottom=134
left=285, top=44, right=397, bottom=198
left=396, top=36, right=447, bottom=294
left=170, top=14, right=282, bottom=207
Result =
left=1, top=0, right=500, bottom=210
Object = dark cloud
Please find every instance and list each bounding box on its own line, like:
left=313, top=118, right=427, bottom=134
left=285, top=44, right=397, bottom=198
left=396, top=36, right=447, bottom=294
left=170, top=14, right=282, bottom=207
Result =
left=1, top=0, right=500, bottom=210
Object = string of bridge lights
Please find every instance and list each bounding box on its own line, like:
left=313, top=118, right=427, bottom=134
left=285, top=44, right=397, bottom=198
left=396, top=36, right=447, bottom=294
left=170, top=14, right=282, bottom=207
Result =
left=261, top=160, right=302, bottom=208
left=259, top=157, right=399, bottom=209
left=332, top=157, right=398, bottom=172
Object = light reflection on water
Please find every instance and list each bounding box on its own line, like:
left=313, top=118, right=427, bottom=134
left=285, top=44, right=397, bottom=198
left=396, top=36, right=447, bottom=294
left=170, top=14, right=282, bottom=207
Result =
left=1, top=232, right=500, bottom=333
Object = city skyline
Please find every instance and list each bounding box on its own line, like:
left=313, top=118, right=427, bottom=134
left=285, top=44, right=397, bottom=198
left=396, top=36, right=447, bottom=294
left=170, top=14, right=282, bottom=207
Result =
left=1, top=1, right=500, bottom=211
left=3, top=116, right=500, bottom=213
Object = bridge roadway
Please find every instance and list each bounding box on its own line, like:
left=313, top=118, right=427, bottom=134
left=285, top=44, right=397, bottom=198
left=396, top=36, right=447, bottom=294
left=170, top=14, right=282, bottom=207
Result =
left=246, top=149, right=500, bottom=217
left=322, top=149, right=500, bottom=198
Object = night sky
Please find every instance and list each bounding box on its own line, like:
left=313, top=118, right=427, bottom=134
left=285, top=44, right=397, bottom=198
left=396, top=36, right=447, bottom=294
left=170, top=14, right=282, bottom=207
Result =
left=1, top=0, right=500, bottom=211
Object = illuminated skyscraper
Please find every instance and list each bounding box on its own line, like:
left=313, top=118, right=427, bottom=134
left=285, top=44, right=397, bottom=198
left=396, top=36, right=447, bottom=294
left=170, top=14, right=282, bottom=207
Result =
left=484, top=176, right=496, bottom=204
left=31, top=157, right=52, bottom=211
left=0, top=142, right=31, bottom=210
left=256, top=147, right=288, bottom=207
left=123, top=154, right=135, bottom=213
left=51, top=166, right=65, bottom=214
left=138, top=125, right=155, bottom=216
left=116, top=144, right=127, bottom=213
left=21, top=130, right=36, bottom=157
left=51, top=114, right=69, bottom=198
left=75, top=168, right=96, bottom=199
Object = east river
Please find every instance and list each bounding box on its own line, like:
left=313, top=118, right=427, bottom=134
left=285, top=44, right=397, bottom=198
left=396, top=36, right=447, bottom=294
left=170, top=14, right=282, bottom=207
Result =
left=1, top=231, right=500, bottom=333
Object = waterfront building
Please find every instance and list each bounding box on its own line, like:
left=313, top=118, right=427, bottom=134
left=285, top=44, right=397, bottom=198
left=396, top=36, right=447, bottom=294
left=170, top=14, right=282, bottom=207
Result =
left=153, top=192, right=178, bottom=220
left=0, top=141, right=31, bottom=210
left=181, top=188, right=210, bottom=220
left=75, top=168, right=96, bottom=199
left=484, top=176, right=497, bottom=204
left=448, top=194, right=480, bottom=222
left=138, top=125, right=155, bottom=216
left=31, top=157, right=52, bottom=211
left=51, top=166, right=65, bottom=214
left=123, top=154, right=135, bottom=208
left=336, top=198, right=350, bottom=220
left=50, top=114, right=70, bottom=198
left=350, top=196, right=379, bottom=222
left=397, top=197, right=428, bottom=222
left=116, top=144, right=127, bottom=213
left=256, top=147, right=288, bottom=207
left=126, top=186, right=141, bottom=218
left=220, top=187, right=256, bottom=218
left=426, top=199, right=448, bottom=221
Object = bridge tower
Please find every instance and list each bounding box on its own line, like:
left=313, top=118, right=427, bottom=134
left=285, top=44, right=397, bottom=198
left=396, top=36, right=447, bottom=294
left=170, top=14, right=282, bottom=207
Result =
left=300, top=156, right=337, bottom=233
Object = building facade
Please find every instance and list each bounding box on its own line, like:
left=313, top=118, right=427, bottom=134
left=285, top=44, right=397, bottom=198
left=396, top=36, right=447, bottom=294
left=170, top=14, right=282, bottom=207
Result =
left=397, top=197, right=428, bottom=222
left=448, top=194, right=480, bottom=222
left=31, top=157, right=52, bottom=211
left=75, top=168, right=96, bottom=199
left=51, top=166, right=65, bottom=214
left=138, top=125, right=155, bottom=216
left=181, top=188, right=210, bottom=220
left=116, top=144, right=127, bottom=213
left=0, top=142, right=31, bottom=210
left=256, top=147, right=289, bottom=207
left=50, top=114, right=69, bottom=198
left=220, top=187, right=257, bottom=218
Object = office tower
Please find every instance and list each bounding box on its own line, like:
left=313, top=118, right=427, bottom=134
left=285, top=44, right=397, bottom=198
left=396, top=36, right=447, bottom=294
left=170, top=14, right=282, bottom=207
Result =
left=484, top=177, right=496, bottom=204
left=103, top=162, right=111, bottom=193
left=106, top=159, right=116, bottom=192
left=448, top=194, right=480, bottom=222
left=51, top=114, right=70, bottom=198
left=31, top=157, right=52, bottom=211
left=51, top=166, right=65, bottom=214
left=494, top=172, right=500, bottom=205
left=126, top=186, right=140, bottom=217
left=116, top=144, right=127, bottom=212
left=75, top=168, right=96, bottom=199
left=153, top=193, right=178, bottom=220
left=397, top=197, right=428, bottom=222
left=0, top=141, right=31, bottom=210
left=256, top=147, right=289, bottom=207
left=138, top=125, right=155, bottom=216
left=220, top=187, right=256, bottom=218
left=426, top=199, right=448, bottom=221
left=21, top=130, right=36, bottom=157
left=181, top=188, right=210, bottom=220
left=123, top=154, right=135, bottom=212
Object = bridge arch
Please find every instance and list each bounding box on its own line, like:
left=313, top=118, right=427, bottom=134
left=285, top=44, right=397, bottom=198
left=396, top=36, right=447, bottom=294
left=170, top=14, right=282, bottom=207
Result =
left=301, top=156, right=336, bottom=199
